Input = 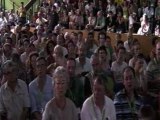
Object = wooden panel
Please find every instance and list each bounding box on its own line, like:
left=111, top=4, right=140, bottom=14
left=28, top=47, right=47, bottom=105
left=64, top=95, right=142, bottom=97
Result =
left=62, top=29, right=160, bottom=56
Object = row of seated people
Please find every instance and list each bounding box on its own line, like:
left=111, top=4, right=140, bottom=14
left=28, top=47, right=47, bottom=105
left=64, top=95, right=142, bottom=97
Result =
left=0, top=0, right=160, bottom=119
left=0, top=27, right=160, bottom=119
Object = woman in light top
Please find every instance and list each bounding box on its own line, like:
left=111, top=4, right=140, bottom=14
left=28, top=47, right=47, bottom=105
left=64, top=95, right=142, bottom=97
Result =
left=42, top=66, right=78, bottom=120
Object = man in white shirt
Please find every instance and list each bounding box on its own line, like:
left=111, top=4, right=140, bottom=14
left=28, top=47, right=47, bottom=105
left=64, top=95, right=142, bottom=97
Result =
left=0, top=60, right=30, bottom=120
left=76, top=43, right=92, bottom=76
left=81, top=75, right=116, bottom=120
left=111, top=47, right=127, bottom=93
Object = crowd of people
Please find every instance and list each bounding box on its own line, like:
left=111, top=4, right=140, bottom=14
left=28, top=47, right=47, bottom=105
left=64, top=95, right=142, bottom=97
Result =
left=0, top=0, right=160, bottom=120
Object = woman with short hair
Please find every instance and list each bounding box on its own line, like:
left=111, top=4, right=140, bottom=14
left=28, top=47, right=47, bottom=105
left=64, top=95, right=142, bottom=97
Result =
left=42, top=66, right=78, bottom=120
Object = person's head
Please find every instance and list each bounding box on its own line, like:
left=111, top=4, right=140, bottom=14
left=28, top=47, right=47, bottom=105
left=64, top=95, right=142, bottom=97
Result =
left=87, top=32, right=94, bottom=40
left=97, top=45, right=108, bottom=62
left=66, top=40, right=76, bottom=54
left=5, top=25, right=11, bottom=32
left=106, top=36, right=111, bottom=47
left=64, top=32, right=70, bottom=41
left=90, top=53, right=101, bottom=72
left=78, top=31, right=83, bottom=40
left=134, top=54, right=145, bottom=71
left=3, top=43, right=12, bottom=55
left=53, top=66, right=69, bottom=98
left=2, top=60, right=18, bottom=82
left=132, top=43, right=141, bottom=56
left=116, top=47, right=126, bottom=61
left=151, top=37, right=159, bottom=47
left=46, top=40, right=56, bottom=55
left=116, top=40, right=124, bottom=49
left=38, top=11, right=42, bottom=18
left=22, top=38, right=30, bottom=52
left=56, top=34, right=65, bottom=46
left=27, top=52, right=39, bottom=69
left=108, top=11, right=113, bottom=17
left=127, top=32, right=133, bottom=41
left=11, top=53, right=21, bottom=63
left=24, top=24, right=30, bottom=31
left=66, top=58, right=76, bottom=77
left=5, top=37, right=13, bottom=45
left=21, top=2, right=24, bottom=7
left=97, top=11, right=103, bottom=17
left=93, top=75, right=106, bottom=101
left=155, top=42, right=160, bottom=59
left=54, top=25, right=61, bottom=34
left=36, top=57, right=47, bottom=76
left=98, top=32, right=106, bottom=46
left=71, top=32, right=78, bottom=45
left=54, top=45, right=64, bottom=58
left=123, top=66, right=136, bottom=93
left=78, top=43, right=86, bottom=59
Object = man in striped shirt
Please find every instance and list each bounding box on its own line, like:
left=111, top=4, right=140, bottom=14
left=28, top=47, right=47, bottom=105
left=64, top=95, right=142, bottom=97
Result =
left=114, top=66, right=142, bottom=120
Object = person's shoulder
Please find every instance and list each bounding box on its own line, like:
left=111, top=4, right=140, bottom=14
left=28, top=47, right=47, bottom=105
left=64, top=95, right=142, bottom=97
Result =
left=29, top=78, right=37, bottom=87
left=17, top=79, right=27, bottom=86
left=111, top=61, right=117, bottom=66
left=147, top=58, right=158, bottom=70
left=104, top=95, right=114, bottom=103
left=46, top=75, right=53, bottom=81
left=114, top=89, right=126, bottom=98
left=82, top=96, right=92, bottom=107
left=45, top=98, right=55, bottom=108
left=66, top=97, right=77, bottom=109
left=86, top=57, right=90, bottom=61
left=66, top=97, right=76, bottom=105
left=0, top=82, right=7, bottom=91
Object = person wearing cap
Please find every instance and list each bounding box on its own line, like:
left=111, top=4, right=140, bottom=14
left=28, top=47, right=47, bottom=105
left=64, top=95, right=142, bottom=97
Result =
left=0, top=60, right=30, bottom=120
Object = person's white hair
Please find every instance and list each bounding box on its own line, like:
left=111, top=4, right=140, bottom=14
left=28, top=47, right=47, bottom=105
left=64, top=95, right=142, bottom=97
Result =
left=53, top=66, right=69, bottom=82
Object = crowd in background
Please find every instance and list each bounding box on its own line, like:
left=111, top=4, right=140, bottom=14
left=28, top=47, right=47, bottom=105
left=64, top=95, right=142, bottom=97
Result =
left=0, top=0, right=160, bottom=120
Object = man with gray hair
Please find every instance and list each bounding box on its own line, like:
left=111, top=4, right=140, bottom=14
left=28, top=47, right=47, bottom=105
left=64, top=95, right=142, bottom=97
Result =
left=0, top=60, right=30, bottom=120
